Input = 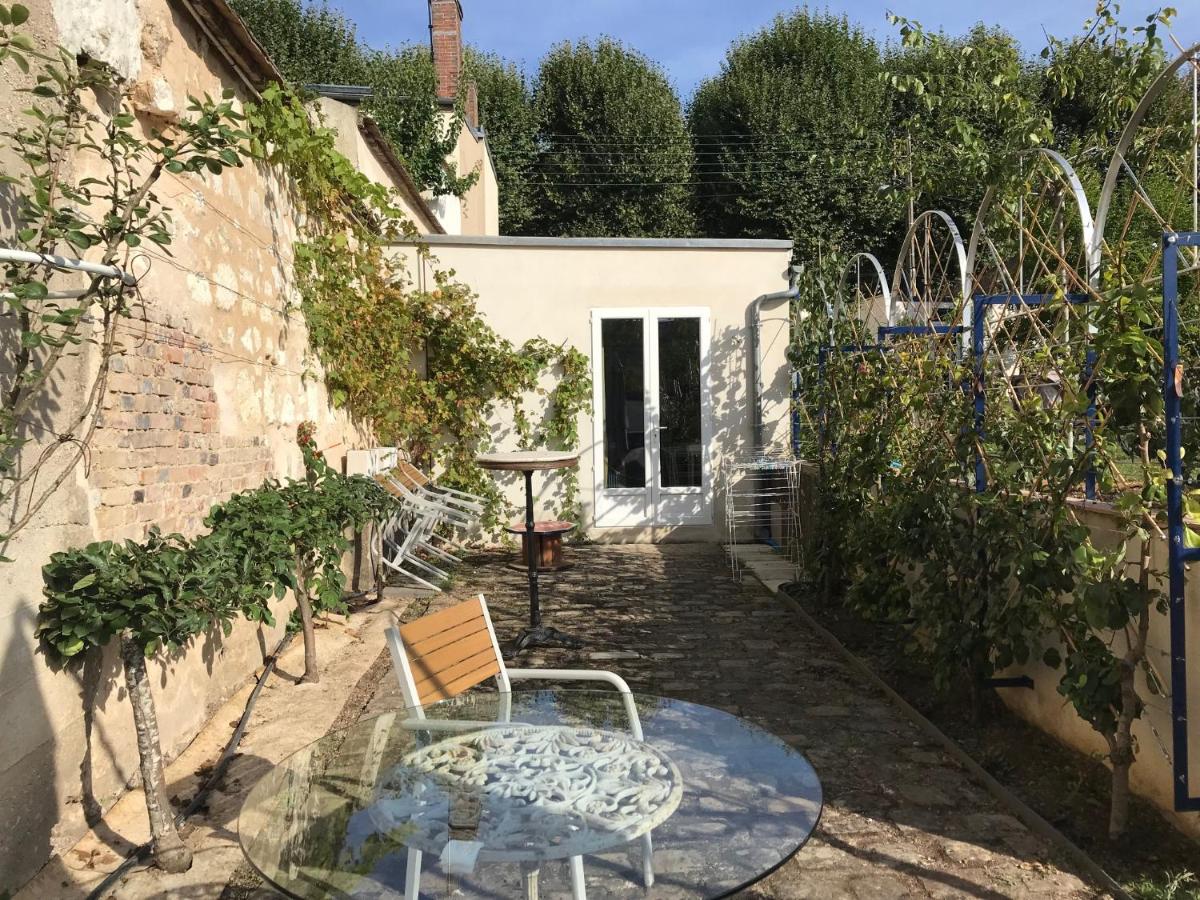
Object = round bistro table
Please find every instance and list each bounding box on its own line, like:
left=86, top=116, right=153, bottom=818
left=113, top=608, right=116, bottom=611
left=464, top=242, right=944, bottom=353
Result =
left=239, top=690, right=823, bottom=899
left=477, top=451, right=580, bottom=652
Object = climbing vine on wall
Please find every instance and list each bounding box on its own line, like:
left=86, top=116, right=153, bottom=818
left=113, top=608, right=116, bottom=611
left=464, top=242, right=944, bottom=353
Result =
left=246, top=84, right=591, bottom=526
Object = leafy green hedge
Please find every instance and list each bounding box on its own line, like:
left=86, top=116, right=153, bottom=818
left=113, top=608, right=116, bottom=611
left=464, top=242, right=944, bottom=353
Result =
left=38, top=430, right=396, bottom=663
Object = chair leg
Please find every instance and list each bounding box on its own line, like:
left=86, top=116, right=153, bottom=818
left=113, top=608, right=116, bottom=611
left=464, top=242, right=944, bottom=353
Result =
left=405, top=848, right=422, bottom=900
left=641, top=832, right=654, bottom=888
left=408, top=554, right=449, bottom=580
left=383, top=556, right=441, bottom=592
left=521, top=862, right=539, bottom=900
left=419, top=540, right=460, bottom=563
left=570, top=855, right=586, bottom=900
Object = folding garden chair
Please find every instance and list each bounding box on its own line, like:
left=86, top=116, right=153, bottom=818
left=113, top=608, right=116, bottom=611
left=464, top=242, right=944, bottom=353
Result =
left=384, top=595, right=654, bottom=900
left=373, top=478, right=462, bottom=592
left=393, top=454, right=487, bottom=516
left=377, top=501, right=446, bottom=592
left=377, top=473, right=473, bottom=558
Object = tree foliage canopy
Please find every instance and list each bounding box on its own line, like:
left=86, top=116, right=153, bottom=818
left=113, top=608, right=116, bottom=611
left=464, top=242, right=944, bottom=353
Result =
left=689, top=11, right=900, bottom=260
left=230, top=0, right=473, bottom=196
left=884, top=20, right=1051, bottom=229
left=525, top=38, right=696, bottom=237
left=465, top=48, right=538, bottom=234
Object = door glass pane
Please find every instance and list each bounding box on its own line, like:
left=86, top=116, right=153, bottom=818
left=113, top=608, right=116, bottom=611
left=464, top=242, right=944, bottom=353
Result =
left=601, top=318, right=645, bottom=488
left=657, top=317, right=702, bottom=488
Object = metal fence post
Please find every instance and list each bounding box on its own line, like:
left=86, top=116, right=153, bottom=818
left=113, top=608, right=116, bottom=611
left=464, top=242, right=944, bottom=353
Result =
left=1163, top=232, right=1200, bottom=812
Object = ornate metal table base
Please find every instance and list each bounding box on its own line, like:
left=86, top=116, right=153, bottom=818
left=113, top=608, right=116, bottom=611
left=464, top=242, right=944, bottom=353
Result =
left=511, top=624, right=584, bottom=655
left=369, top=725, right=682, bottom=862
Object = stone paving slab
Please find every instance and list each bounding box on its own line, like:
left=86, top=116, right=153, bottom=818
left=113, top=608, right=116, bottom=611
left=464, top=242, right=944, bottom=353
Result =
left=369, top=544, right=1101, bottom=899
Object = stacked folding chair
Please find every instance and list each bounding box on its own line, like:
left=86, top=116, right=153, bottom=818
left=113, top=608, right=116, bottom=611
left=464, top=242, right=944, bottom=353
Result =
left=372, top=457, right=486, bottom=592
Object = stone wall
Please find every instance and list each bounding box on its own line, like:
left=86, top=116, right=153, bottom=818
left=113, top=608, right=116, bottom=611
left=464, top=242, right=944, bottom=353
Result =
left=0, top=0, right=396, bottom=889
left=91, top=312, right=270, bottom=539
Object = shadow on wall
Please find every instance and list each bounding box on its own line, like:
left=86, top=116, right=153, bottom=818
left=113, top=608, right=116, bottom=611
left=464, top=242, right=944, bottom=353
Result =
left=714, top=318, right=751, bottom=462
left=0, top=604, right=56, bottom=893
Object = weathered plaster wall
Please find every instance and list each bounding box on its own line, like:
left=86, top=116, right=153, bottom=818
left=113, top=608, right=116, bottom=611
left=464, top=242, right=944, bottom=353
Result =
left=317, top=97, right=437, bottom=234
left=0, top=0, right=388, bottom=889
left=997, top=500, right=1200, bottom=841
left=428, top=112, right=499, bottom=236
left=389, top=237, right=793, bottom=542
left=455, top=126, right=499, bottom=236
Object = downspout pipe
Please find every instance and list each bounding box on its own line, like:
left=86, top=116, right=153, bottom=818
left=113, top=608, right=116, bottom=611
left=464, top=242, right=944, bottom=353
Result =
left=751, top=266, right=801, bottom=452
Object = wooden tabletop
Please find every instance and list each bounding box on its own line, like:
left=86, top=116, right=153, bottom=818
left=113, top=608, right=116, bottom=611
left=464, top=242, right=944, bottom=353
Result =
left=476, top=450, right=580, bottom=472
left=504, top=520, right=576, bottom=535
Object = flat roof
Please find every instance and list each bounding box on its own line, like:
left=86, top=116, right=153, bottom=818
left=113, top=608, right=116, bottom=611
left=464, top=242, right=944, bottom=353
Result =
left=398, top=234, right=793, bottom=251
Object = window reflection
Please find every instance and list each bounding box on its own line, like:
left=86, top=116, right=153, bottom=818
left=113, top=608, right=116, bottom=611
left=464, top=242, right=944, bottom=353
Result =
left=658, top=318, right=702, bottom=488
left=602, top=319, right=645, bottom=488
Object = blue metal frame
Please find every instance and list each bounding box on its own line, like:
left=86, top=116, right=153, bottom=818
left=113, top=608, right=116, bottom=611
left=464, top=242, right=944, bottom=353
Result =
left=1162, top=231, right=1200, bottom=812
left=792, top=370, right=802, bottom=457
left=970, top=293, right=1095, bottom=498
left=878, top=324, right=961, bottom=340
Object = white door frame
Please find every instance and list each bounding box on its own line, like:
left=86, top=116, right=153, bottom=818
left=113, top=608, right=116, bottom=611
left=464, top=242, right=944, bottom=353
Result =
left=590, top=307, right=713, bottom=528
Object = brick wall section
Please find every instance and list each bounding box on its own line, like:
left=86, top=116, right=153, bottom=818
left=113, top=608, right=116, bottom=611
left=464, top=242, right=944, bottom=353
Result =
left=430, top=0, right=462, bottom=103
left=91, top=314, right=270, bottom=541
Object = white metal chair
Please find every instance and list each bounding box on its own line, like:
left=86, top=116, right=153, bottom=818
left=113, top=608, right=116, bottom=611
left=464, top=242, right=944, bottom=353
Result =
left=374, top=478, right=456, bottom=592
left=378, top=473, right=473, bottom=561
left=384, top=595, right=653, bottom=900
left=393, top=458, right=486, bottom=518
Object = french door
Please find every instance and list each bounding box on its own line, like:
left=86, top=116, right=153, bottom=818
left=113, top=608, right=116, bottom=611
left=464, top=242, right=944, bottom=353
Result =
left=590, top=308, right=712, bottom=527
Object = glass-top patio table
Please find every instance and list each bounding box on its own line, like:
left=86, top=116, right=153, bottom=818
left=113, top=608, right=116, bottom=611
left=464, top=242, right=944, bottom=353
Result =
left=239, top=690, right=822, bottom=899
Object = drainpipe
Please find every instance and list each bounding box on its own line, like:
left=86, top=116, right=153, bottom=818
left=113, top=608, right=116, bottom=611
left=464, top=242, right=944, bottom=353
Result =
left=751, top=266, right=801, bottom=452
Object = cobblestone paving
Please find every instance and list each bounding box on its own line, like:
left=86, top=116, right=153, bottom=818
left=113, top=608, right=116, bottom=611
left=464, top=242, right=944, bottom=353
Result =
left=368, top=544, right=1100, bottom=900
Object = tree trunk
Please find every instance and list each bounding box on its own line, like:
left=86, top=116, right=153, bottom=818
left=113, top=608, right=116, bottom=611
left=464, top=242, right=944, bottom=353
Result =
left=1109, top=740, right=1133, bottom=840
left=120, top=634, right=192, bottom=873
left=295, top=569, right=319, bottom=684
left=1107, top=524, right=1154, bottom=840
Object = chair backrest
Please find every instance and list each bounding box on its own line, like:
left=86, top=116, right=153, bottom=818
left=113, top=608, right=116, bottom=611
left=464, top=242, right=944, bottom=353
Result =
left=374, top=473, right=406, bottom=499
left=394, top=461, right=431, bottom=490
left=375, top=473, right=427, bottom=514
left=386, top=595, right=510, bottom=715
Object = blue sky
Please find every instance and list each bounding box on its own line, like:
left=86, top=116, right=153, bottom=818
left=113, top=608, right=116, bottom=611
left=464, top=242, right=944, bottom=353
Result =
left=323, top=0, right=1199, bottom=98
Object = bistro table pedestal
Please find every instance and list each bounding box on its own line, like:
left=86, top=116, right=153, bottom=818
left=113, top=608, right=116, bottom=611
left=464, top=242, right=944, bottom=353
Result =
left=477, top=451, right=581, bottom=653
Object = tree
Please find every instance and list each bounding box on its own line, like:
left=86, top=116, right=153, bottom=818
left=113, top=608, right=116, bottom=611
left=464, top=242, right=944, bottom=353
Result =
left=886, top=21, right=1051, bottom=229
left=1041, top=3, right=1180, bottom=152
left=465, top=48, right=538, bottom=234
left=229, top=0, right=473, bottom=197
left=689, top=11, right=900, bottom=261
left=529, top=38, right=695, bottom=237
left=40, top=533, right=242, bottom=873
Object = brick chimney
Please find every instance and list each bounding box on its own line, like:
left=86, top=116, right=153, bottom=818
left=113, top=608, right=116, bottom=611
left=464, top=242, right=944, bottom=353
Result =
left=429, top=0, right=462, bottom=107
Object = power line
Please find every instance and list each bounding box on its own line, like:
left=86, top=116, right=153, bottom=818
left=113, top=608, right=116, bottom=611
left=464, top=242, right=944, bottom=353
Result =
left=529, top=132, right=905, bottom=143
left=490, top=142, right=908, bottom=154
